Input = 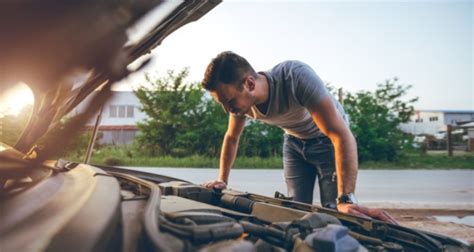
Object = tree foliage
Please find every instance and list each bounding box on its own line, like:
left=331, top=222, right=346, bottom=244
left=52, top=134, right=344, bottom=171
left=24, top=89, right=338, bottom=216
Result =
left=134, top=68, right=205, bottom=156
left=177, top=99, right=228, bottom=157
left=343, top=78, right=418, bottom=161
left=239, top=121, right=283, bottom=157
left=0, top=105, right=32, bottom=146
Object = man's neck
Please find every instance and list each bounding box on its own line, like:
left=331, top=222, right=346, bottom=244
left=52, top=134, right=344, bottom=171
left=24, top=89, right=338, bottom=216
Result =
left=254, top=73, right=270, bottom=115
left=254, top=73, right=269, bottom=105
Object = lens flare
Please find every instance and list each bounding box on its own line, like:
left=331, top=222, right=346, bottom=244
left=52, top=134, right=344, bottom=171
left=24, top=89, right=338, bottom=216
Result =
left=0, top=83, right=34, bottom=117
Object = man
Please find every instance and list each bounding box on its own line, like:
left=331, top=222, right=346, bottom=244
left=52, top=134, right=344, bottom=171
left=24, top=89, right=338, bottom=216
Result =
left=201, top=51, right=397, bottom=224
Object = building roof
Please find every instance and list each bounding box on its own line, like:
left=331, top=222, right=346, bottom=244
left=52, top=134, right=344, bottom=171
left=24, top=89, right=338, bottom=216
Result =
left=416, top=109, right=474, bottom=114
left=460, top=122, right=474, bottom=128
left=85, top=125, right=138, bottom=131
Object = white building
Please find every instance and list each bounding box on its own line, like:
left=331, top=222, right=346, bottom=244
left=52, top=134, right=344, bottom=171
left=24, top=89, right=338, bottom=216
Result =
left=72, top=91, right=147, bottom=144
left=400, top=110, right=474, bottom=135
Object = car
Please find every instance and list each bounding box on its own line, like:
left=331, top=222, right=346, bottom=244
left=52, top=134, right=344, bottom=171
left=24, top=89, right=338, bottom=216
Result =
left=0, top=1, right=471, bottom=251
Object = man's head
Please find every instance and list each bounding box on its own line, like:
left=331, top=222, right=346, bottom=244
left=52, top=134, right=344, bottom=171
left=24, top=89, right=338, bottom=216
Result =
left=202, top=51, right=258, bottom=115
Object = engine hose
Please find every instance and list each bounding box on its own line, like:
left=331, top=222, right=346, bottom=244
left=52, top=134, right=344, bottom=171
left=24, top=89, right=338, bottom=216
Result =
left=108, top=172, right=174, bottom=252
left=240, top=221, right=294, bottom=248
left=220, top=194, right=255, bottom=213
left=165, top=211, right=235, bottom=225
left=349, top=231, right=384, bottom=245
left=240, top=221, right=286, bottom=239
left=159, top=216, right=244, bottom=244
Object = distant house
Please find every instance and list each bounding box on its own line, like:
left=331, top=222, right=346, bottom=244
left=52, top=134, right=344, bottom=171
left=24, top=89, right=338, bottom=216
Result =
left=71, top=91, right=147, bottom=145
left=461, top=122, right=474, bottom=152
left=400, top=110, right=474, bottom=135
left=400, top=110, right=474, bottom=151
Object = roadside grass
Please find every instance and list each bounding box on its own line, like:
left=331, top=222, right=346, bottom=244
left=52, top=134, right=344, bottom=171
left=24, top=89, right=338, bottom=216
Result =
left=360, top=152, right=474, bottom=169
left=62, top=146, right=474, bottom=169
left=63, top=146, right=283, bottom=168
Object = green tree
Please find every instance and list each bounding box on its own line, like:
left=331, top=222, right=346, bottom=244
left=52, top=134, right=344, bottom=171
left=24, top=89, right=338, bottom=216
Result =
left=239, top=121, right=283, bottom=157
left=134, top=68, right=205, bottom=156
left=0, top=105, right=32, bottom=147
left=178, top=99, right=228, bottom=157
left=343, top=77, right=418, bottom=161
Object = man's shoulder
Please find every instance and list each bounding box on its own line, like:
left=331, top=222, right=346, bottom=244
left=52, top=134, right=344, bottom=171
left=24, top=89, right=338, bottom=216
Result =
left=269, top=60, right=313, bottom=79
left=272, top=60, right=308, bottom=71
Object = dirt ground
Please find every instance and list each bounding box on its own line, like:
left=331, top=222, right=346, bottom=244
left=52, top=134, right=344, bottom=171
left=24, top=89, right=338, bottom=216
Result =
left=386, top=208, right=474, bottom=245
left=426, top=150, right=471, bottom=156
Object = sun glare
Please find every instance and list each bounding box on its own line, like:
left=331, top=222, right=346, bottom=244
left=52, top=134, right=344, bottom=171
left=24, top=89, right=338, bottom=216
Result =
left=0, top=83, right=34, bottom=117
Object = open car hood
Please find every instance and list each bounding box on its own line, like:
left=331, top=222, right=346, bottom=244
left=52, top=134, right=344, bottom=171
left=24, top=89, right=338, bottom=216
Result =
left=0, top=0, right=221, bottom=176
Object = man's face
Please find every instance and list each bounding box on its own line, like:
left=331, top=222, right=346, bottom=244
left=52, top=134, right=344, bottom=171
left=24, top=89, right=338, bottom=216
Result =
left=211, top=77, right=255, bottom=116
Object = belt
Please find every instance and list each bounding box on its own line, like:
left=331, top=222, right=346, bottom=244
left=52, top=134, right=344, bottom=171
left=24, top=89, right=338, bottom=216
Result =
left=285, top=133, right=329, bottom=143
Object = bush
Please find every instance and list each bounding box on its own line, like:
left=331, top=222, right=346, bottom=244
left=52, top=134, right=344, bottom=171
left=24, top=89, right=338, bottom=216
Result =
left=104, top=157, right=123, bottom=166
left=343, top=78, right=417, bottom=162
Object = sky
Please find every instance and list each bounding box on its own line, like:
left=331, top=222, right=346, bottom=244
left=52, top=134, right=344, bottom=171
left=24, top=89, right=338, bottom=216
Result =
left=117, top=0, right=473, bottom=111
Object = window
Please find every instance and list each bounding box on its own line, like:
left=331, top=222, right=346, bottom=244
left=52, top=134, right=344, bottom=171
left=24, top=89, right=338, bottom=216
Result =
left=126, top=105, right=134, bottom=118
left=118, top=105, right=126, bottom=118
left=415, top=118, right=423, bottom=123
left=110, top=105, right=134, bottom=118
left=109, top=105, right=117, bottom=117
left=429, top=116, right=438, bottom=122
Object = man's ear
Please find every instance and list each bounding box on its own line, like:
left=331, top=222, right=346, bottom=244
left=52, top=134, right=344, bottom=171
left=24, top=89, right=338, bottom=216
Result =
left=246, top=76, right=256, bottom=91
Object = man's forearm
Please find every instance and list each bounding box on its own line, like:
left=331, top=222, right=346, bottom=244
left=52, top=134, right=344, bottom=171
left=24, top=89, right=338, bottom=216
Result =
left=331, top=132, right=358, bottom=196
left=218, top=134, right=240, bottom=183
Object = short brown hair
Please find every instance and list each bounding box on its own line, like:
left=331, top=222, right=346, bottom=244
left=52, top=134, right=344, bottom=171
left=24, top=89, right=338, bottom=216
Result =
left=202, top=51, right=257, bottom=91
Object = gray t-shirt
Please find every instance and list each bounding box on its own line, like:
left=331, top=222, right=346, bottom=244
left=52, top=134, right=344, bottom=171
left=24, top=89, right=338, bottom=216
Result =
left=244, top=60, right=348, bottom=139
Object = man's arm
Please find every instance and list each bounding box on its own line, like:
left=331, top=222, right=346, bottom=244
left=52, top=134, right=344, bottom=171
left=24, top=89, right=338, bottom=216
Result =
left=311, top=96, right=398, bottom=224
left=311, top=96, right=358, bottom=197
left=203, top=115, right=246, bottom=189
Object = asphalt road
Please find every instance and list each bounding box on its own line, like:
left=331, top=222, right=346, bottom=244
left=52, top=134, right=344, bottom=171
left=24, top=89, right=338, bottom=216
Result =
left=124, top=167, right=474, bottom=209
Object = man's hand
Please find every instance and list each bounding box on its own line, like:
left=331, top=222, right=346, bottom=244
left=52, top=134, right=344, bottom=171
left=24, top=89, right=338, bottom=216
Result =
left=337, top=204, right=399, bottom=225
left=202, top=180, right=227, bottom=189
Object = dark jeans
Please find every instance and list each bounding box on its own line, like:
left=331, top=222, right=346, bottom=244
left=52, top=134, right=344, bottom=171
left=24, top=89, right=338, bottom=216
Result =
left=283, top=134, right=337, bottom=208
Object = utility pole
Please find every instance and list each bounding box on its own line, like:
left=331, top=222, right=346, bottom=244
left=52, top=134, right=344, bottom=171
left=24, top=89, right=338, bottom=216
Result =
left=338, top=88, right=344, bottom=105
left=447, top=124, right=453, bottom=157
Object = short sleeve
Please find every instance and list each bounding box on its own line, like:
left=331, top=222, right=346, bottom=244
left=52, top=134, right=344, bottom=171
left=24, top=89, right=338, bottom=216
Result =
left=291, top=61, right=329, bottom=112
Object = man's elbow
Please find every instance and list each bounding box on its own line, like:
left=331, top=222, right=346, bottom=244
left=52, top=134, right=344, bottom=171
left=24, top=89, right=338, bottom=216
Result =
left=325, top=128, right=355, bottom=145
left=224, top=133, right=240, bottom=144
